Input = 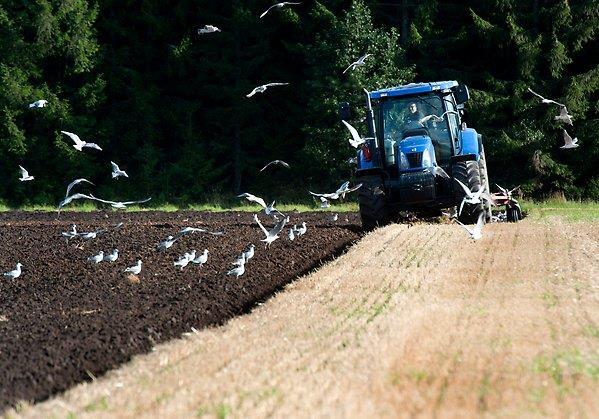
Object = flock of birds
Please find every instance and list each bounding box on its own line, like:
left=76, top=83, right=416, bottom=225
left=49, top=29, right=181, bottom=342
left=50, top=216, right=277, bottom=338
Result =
left=2, top=2, right=585, bottom=279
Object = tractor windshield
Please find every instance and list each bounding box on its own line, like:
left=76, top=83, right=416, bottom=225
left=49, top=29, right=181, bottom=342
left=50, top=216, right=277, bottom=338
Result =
left=378, top=94, right=453, bottom=166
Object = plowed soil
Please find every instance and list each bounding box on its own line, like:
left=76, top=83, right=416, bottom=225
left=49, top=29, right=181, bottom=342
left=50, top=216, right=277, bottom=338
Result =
left=0, top=211, right=361, bottom=410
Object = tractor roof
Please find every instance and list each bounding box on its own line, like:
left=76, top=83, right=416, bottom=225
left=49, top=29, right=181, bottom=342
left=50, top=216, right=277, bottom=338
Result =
left=368, top=81, right=458, bottom=99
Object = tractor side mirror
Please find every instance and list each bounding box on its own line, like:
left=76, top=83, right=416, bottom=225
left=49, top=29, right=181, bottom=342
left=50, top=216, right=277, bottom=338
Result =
left=338, top=102, right=352, bottom=120
left=453, top=84, right=470, bottom=105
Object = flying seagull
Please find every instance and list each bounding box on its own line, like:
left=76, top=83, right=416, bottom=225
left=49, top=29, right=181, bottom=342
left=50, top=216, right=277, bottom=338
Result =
left=418, top=111, right=459, bottom=126
left=65, top=178, right=94, bottom=198
left=309, top=181, right=363, bottom=201
left=260, top=160, right=290, bottom=172
left=554, top=106, right=573, bottom=125
left=527, top=88, right=565, bottom=107
left=237, top=193, right=283, bottom=216
left=60, top=131, right=103, bottom=151
left=79, top=229, right=105, bottom=240
left=341, top=120, right=373, bottom=148
left=260, top=2, right=302, bottom=18
left=456, top=212, right=485, bottom=241
left=454, top=179, right=487, bottom=216
left=425, top=166, right=450, bottom=179
left=320, top=196, right=330, bottom=208
left=198, top=25, right=221, bottom=34
left=58, top=193, right=97, bottom=211
left=3, top=263, right=23, bottom=279
left=561, top=129, right=579, bottom=149
left=174, top=227, right=224, bottom=239
left=18, top=166, right=34, bottom=181
left=496, top=184, right=520, bottom=198
left=246, top=83, right=289, bottom=98
left=343, top=53, right=371, bottom=74
left=89, top=195, right=151, bottom=209
left=254, top=213, right=287, bottom=246
left=87, top=251, right=104, bottom=264
left=103, top=249, right=119, bottom=262
left=111, top=161, right=128, bottom=179
left=124, top=260, right=142, bottom=275
left=157, top=235, right=177, bottom=251
left=29, top=99, right=47, bottom=108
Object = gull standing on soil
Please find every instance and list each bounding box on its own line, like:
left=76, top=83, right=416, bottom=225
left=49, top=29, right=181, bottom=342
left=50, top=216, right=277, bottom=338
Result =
left=309, top=181, right=363, bottom=201
left=124, top=260, right=142, bottom=275
left=18, top=165, right=34, bottom=181
left=87, top=251, right=104, bottom=263
left=246, top=83, right=289, bottom=98
left=341, top=120, right=373, bottom=148
left=29, top=99, right=47, bottom=108
left=192, top=249, right=209, bottom=267
left=111, top=161, right=128, bottom=179
left=254, top=214, right=287, bottom=247
left=174, top=254, right=191, bottom=270
left=330, top=213, right=339, bottom=222
left=456, top=213, right=485, bottom=241
left=227, top=264, right=245, bottom=278
left=259, top=2, right=302, bottom=18
left=454, top=179, right=486, bottom=216
left=198, top=25, right=221, bottom=34
left=554, top=106, right=573, bottom=125
left=231, top=253, right=246, bottom=267
left=65, top=178, right=94, bottom=198
left=60, top=131, right=102, bottom=151
left=343, top=53, right=371, bottom=74
left=294, top=222, right=307, bottom=237
left=184, top=250, right=197, bottom=262
left=260, top=160, right=290, bottom=172
left=243, top=244, right=255, bottom=261
left=561, top=129, right=579, bottom=149
left=103, top=249, right=119, bottom=262
left=3, top=263, right=23, bottom=279
left=288, top=227, right=295, bottom=241
left=527, top=88, right=565, bottom=107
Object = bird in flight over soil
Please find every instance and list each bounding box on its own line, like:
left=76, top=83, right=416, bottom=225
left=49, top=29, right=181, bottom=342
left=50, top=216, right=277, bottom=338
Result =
left=237, top=193, right=283, bottom=216
left=65, top=178, right=94, bottom=198
left=124, top=260, right=142, bottom=275
left=88, top=195, right=151, bottom=209
left=309, top=181, right=363, bottom=201
left=426, top=166, right=450, bottom=179
left=3, top=263, right=23, bottom=279
left=260, top=160, right=290, bottom=172
left=527, top=88, right=565, bottom=107
left=254, top=213, right=287, bottom=246
left=343, top=53, right=371, bottom=74
left=554, top=106, right=573, bottom=125
left=62, top=224, right=78, bottom=240
left=87, top=251, right=104, bottom=264
left=157, top=235, right=177, bottom=251
left=198, top=25, right=221, bottom=34
left=29, top=99, right=47, bottom=108
left=58, top=193, right=97, bottom=212
left=103, top=249, right=119, bottom=262
left=496, top=184, right=520, bottom=199
left=260, top=2, right=302, bottom=18
left=79, top=229, right=105, bottom=240
left=246, top=83, right=289, bottom=98
left=561, top=129, right=579, bottom=149
left=18, top=165, right=34, bottom=182
left=60, top=131, right=102, bottom=152
left=111, top=161, right=128, bottom=179
left=175, top=227, right=224, bottom=239
left=456, top=213, right=485, bottom=241
left=341, top=120, right=373, bottom=148
left=320, top=197, right=330, bottom=208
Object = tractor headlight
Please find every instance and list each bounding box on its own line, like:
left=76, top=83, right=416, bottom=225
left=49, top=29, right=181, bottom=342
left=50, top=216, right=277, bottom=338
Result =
left=399, top=151, right=410, bottom=170
left=421, top=149, right=432, bottom=168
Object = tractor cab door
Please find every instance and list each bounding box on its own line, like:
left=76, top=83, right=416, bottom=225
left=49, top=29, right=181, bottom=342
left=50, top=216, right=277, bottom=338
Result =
left=439, top=95, right=460, bottom=165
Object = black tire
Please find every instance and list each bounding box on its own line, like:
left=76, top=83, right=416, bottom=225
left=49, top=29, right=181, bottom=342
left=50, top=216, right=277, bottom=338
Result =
left=506, top=205, right=521, bottom=222
left=357, top=174, right=389, bottom=231
left=453, top=160, right=485, bottom=224
left=478, top=145, right=492, bottom=221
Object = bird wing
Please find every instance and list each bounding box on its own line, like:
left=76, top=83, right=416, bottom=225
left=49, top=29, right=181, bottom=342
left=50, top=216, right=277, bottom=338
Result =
left=527, top=87, right=547, bottom=102
left=260, top=161, right=275, bottom=172
left=118, top=197, right=152, bottom=206
left=342, top=62, right=356, bottom=74
left=495, top=183, right=508, bottom=195
left=358, top=53, right=371, bottom=63
left=269, top=216, right=287, bottom=237
left=345, top=183, right=363, bottom=193
left=276, top=160, right=290, bottom=168
left=563, top=129, right=573, bottom=145
left=264, top=82, right=290, bottom=88
left=455, top=219, right=474, bottom=236
left=61, top=131, right=82, bottom=145
left=65, top=178, right=94, bottom=198
left=435, top=166, right=450, bottom=179
left=83, top=142, right=102, bottom=151
left=473, top=213, right=485, bottom=234
left=341, top=120, right=364, bottom=148
left=111, top=161, right=120, bottom=172
left=246, top=87, right=258, bottom=97
left=259, top=4, right=277, bottom=18
left=254, top=214, right=270, bottom=238
left=18, top=166, right=28, bottom=177
left=238, top=193, right=267, bottom=208
left=454, top=178, right=473, bottom=198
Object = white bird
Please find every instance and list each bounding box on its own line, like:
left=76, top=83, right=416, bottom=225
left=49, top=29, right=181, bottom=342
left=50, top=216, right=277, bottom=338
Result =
left=65, top=178, right=94, bottom=198
left=288, top=228, right=295, bottom=241
left=454, top=179, right=486, bottom=216
left=294, top=222, right=307, bottom=236
left=79, top=229, right=105, bottom=240
left=554, top=106, right=573, bottom=125
left=62, top=224, right=78, bottom=240
left=260, top=160, right=290, bottom=172
left=87, top=251, right=104, bottom=263
left=198, top=25, right=221, bottom=34
left=246, top=83, right=289, bottom=98
left=174, top=254, right=190, bottom=270
left=18, top=165, right=34, bottom=181
left=111, top=161, right=129, bottom=179
left=184, top=250, right=197, bottom=262
left=561, top=129, right=579, bottom=149
left=29, top=99, right=47, bottom=108
left=103, top=249, right=119, bottom=262
left=243, top=244, right=255, bottom=261
left=426, top=166, right=450, bottom=179
left=330, top=213, right=339, bottom=222
left=496, top=184, right=520, bottom=198
left=527, top=87, right=565, bottom=107
left=309, top=181, right=363, bottom=201
left=157, top=235, right=177, bottom=251
left=58, top=193, right=97, bottom=211
left=260, top=2, right=302, bottom=18
left=418, top=111, right=459, bottom=126
left=456, top=213, right=485, bottom=240
left=124, top=260, right=142, bottom=275
left=231, top=253, right=246, bottom=266
left=192, top=249, right=209, bottom=267
left=89, top=195, right=151, bottom=209
left=227, top=264, right=245, bottom=278
left=175, top=227, right=224, bottom=239
left=3, top=263, right=23, bottom=279
left=237, top=192, right=267, bottom=208
left=341, top=120, right=372, bottom=148
left=254, top=214, right=287, bottom=246
left=342, top=53, right=371, bottom=74
left=320, top=197, right=330, bottom=208
left=60, top=131, right=103, bottom=151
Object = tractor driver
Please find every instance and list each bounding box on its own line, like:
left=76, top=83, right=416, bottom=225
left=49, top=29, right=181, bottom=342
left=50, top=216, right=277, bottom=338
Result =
left=403, top=102, right=424, bottom=130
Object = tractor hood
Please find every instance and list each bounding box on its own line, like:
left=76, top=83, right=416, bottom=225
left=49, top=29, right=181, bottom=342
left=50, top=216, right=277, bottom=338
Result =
left=397, top=135, right=437, bottom=171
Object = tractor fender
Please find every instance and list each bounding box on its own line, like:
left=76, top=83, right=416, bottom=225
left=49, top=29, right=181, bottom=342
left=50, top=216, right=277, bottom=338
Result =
left=459, top=128, right=480, bottom=160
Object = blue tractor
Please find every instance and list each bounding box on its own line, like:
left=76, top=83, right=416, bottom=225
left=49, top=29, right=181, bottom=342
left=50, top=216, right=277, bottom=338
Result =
left=340, top=81, right=491, bottom=229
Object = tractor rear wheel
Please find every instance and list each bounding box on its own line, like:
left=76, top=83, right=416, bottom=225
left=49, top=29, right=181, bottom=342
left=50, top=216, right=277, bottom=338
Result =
left=357, top=174, right=389, bottom=231
left=453, top=160, right=485, bottom=224
left=478, top=146, right=492, bottom=221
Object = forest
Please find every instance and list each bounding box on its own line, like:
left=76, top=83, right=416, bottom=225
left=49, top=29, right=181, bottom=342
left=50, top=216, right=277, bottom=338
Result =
left=0, top=0, right=597, bottom=206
